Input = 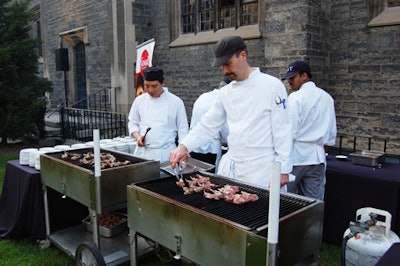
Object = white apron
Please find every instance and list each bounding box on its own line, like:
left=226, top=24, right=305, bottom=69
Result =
left=217, top=147, right=287, bottom=191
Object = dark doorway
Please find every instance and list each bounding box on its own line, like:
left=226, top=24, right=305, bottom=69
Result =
left=74, top=42, right=87, bottom=108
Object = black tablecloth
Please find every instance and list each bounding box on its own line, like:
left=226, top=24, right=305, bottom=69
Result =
left=0, top=160, right=88, bottom=240
left=323, top=155, right=400, bottom=245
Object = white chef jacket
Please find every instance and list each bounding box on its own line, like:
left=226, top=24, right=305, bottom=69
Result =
left=190, top=88, right=229, bottom=171
left=288, top=81, right=337, bottom=165
left=181, top=68, right=292, bottom=188
left=128, top=87, right=189, bottom=163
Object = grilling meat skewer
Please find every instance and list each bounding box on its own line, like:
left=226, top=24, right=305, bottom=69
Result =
left=176, top=174, right=259, bottom=204
left=61, top=151, right=131, bottom=169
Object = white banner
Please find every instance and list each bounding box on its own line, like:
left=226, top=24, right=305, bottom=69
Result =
left=135, top=38, right=155, bottom=73
left=135, top=39, right=155, bottom=96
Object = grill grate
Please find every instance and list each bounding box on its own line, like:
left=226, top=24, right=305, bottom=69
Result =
left=137, top=172, right=315, bottom=231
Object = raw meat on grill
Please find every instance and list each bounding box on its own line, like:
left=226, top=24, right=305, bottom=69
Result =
left=60, top=151, right=131, bottom=169
left=177, top=174, right=259, bottom=204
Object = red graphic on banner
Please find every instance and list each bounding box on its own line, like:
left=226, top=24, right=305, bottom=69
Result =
left=135, top=50, right=150, bottom=96
left=140, top=50, right=150, bottom=73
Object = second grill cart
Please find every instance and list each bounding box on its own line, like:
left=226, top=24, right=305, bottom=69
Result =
left=40, top=146, right=159, bottom=265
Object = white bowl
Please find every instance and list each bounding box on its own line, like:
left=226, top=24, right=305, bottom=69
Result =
left=34, top=151, right=46, bottom=170
left=19, top=148, right=38, bottom=165
left=335, top=155, right=347, bottom=161
left=54, top=145, right=71, bottom=151
left=39, top=147, right=57, bottom=153
left=29, top=150, right=39, bottom=167
left=71, top=143, right=87, bottom=149
left=114, top=143, right=129, bottom=153
left=85, top=141, right=94, bottom=147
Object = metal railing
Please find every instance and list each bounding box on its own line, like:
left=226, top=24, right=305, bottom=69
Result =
left=332, top=133, right=399, bottom=158
left=70, top=87, right=113, bottom=111
left=60, top=107, right=127, bottom=142
left=54, top=87, right=128, bottom=142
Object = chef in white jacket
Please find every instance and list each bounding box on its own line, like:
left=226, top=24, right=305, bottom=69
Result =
left=128, top=66, right=189, bottom=163
left=170, top=36, right=293, bottom=190
left=190, top=77, right=230, bottom=172
left=282, top=60, right=337, bottom=200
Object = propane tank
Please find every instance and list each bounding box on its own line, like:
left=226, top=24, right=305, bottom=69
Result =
left=342, top=207, right=400, bottom=266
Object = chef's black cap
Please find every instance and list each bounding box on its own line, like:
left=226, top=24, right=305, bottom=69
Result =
left=212, top=36, right=247, bottom=67
left=143, top=66, right=164, bottom=83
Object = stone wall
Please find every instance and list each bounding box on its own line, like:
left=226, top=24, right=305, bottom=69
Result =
left=132, top=0, right=155, bottom=45
left=264, top=0, right=331, bottom=89
left=146, top=0, right=399, bottom=154
left=38, top=0, right=399, bottom=154
left=41, top=0, right=111, bottom=107
left=329, top=0, right=400, bottom=153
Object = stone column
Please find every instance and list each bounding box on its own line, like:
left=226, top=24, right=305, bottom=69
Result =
left=109, top=0, right=136, bottom=114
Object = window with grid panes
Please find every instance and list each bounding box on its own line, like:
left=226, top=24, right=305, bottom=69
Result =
left=181, top=1, right=195, bottom=33
left=181, top=0, right=258, bottom=34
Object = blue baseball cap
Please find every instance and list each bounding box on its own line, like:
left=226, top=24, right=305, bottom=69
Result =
left=282, top=61, right=311, bottom=80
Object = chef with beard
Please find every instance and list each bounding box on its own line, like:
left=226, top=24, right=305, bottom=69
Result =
left=170, top=36, right=293, bottom=189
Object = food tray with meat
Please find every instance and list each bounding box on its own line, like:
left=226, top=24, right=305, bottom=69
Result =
left=85, top=212, right=127, bottom=238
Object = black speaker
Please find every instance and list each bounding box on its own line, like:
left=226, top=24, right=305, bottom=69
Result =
left=55, top=48, right=69, bottom=71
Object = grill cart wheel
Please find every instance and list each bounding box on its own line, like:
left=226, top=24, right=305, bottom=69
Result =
left=75, top=241, right=106, bottom=266
left=154, top=244, right=174, bottom=263
left=38, top=239, right=51, bottom=250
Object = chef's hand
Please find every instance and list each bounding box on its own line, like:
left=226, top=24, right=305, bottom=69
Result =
left=132, top=132, right=145, bottom=147
left=280, top=174, right=289, bottom=187
left=170, top=144, right=190, bottom=169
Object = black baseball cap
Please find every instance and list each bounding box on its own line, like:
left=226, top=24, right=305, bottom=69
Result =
left=282, top=61, right=311, bottom=80
left=212, top=36, right=247, bottom=67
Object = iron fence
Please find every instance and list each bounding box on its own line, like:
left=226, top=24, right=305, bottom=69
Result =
left=61, top=107, right=127, bottom=142
left=70, top=87, right=113, bottom=111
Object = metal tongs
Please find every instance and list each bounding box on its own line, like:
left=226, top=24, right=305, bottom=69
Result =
left=174, top=161, right=186, bottom=181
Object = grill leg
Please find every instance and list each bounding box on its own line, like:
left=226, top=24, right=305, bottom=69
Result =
left=267, top=243, right=278, bottom=266
left=130, top=229, right=137, bottom=266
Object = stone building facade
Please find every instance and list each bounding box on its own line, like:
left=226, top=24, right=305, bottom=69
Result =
left=32, top=0, right=400, bottom=155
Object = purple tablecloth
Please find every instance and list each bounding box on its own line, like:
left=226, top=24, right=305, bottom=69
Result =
left=323, top=155, right=400, bottom=245
left=376, top=242, right=400, bottom=265
left=0, top=160, right=87, bottom=239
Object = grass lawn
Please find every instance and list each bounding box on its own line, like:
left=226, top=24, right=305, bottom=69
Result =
left=0, top=156, right=341, bottom=265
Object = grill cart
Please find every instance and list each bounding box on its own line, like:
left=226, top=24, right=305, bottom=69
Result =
left=127, top=171, right=324, bottom=266
left=40, top=147, right=159, bottom=265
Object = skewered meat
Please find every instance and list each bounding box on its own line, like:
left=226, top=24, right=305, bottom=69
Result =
left=177, top=174, right=259, bottom=204
left=60, top=151, right=131, bottom=169
left=176, top=178, right=185, bottom=187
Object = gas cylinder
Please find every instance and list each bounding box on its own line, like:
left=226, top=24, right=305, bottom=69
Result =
left=343, top=207, right=400, bottom=266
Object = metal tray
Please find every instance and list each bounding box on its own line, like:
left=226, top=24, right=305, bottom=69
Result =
left=85, top=216, right=127, bottom=238
left=350, top=150, right=385, bottom=167
left=160, top=157, right=215, bottom=175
